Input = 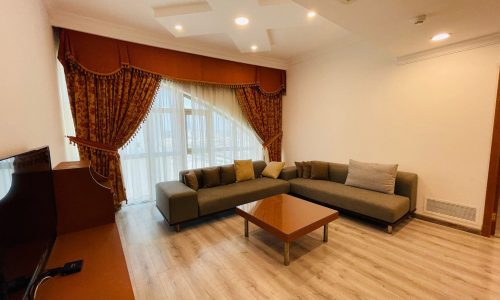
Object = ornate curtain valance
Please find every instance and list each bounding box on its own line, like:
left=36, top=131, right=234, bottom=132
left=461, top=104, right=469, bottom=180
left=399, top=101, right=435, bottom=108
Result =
left=57, top=29, right=286, bottom=95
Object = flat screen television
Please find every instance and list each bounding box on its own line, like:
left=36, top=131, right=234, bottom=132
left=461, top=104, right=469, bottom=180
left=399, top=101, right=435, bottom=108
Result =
left=0, top=146, right=57, bottom=300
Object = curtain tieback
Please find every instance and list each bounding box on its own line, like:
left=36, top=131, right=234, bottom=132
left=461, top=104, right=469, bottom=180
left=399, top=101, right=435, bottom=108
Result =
left=263, top=132, right=282, bottom=149
left=67, top=136, right=120, bottom=157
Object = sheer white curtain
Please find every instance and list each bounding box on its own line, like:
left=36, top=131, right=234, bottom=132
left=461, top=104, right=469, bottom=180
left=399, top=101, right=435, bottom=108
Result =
left=120, top=80, right=263, bottom=203
left=0, top=158, right=14, bottom=200
left=57, top=62, right=80, bottom=161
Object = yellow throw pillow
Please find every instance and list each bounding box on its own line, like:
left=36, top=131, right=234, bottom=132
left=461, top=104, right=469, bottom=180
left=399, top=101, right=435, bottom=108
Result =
left=234, top=160, right=255, bottom=182
left=262, top=162, right=285, bottom=179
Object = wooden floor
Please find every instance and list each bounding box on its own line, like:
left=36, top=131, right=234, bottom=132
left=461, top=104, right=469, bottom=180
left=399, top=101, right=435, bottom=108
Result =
left=116, top=202, right=500, bottom=300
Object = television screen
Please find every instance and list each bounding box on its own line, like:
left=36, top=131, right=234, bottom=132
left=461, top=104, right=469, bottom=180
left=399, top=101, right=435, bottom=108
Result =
left=0, top=147, right=57, bottom=300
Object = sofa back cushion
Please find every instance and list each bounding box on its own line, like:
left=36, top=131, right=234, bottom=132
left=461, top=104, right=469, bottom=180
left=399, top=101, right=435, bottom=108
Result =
left=202, top=167, right=221, bottom=188
left=295, top=161, right=304, bottom=177
left=302, top=161, right=312, bottom=178
left=253, top=160, right=267, bottom=178
left=311, top=161, right=329, bottom=180
left=220, top=164, right=236, bottom=185
left=345, top=159, right=398, bottom=194
left=328, top=163, right=348, bottom=184
left=179, top=160, right=267, bottom=187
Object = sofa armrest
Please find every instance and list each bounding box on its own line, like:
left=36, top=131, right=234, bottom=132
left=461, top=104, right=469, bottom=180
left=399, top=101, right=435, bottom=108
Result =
left=395, top=172, right=418, bottom=212
left=156, top=181, right=198, bottom=225
left=279, top=166, right=297, bottom=180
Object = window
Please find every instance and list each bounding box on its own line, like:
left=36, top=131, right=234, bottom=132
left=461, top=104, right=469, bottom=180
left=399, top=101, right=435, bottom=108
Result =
left=120, top=81, right=262, bottom=204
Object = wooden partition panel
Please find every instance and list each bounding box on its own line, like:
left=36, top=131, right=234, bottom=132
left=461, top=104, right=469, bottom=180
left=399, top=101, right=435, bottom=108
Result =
left=52, top=161, right=115, bottom=234
left=482, top=70, right=500, bottom=237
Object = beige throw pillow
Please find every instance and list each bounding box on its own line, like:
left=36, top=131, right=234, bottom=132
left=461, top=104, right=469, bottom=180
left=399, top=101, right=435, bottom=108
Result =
left=345, top=159, right=398, bottom=194
left=262, top=162, right=285, bottom=179
left=234, top=160, right=255, bottom=182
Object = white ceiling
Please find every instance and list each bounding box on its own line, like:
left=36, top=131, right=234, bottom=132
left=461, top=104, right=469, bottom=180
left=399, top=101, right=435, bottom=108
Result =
left=292, top=0, right=500, bottom=56
left=43, top=0, right=500, bottom=68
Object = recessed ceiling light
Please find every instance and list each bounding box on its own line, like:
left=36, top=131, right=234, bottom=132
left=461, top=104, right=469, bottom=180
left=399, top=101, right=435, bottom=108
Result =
left=234, top=17, right=249, bottom=26
left=431, top=32, right=450, bottom=42
left=251, top=45, right=258, bottom=51
left=174, top=24, right=183, bottom=31
left=307, top=11, right=317, bottom=18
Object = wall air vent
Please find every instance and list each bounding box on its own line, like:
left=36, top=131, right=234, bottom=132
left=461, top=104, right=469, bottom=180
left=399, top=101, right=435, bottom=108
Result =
left=425, top=198, right=476, bottom=222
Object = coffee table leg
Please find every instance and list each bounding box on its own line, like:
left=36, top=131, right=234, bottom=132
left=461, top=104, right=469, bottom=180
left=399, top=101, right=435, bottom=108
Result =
left=323, top=224, right=329, bottom=242
left=244, top=219, right=249, bottom=238
left=284, top=242, right=290, bottom=266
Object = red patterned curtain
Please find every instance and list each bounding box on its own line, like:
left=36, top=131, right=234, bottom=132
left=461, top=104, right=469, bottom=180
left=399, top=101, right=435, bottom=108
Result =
left=235, top=87, right=283, bottom=161
left=63, top=60, right=161, bottom=208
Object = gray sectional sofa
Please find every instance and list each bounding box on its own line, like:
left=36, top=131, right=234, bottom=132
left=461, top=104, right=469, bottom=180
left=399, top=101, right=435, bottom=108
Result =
left=156, top=160, right=418, bottom=233
left=156, top=161, right=290, bottom=231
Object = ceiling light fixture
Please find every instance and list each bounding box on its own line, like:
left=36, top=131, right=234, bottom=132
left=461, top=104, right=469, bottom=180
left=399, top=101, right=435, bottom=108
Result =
left=234, top=17, right=249, bottom=26
left=174, top=24, right=183, bottom=31
left=431, top=32, right=450, bottom=42
left=307, top=11, right=317, bottom=18
left=251, top=45, right=258, bottom=51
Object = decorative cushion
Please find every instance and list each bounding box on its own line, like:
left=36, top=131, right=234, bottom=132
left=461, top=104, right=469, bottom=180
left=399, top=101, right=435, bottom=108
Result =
left=295, top=161, right=304, bottom=178
left=345, top=159, right=398, bottom=194
left=302, top=161, right=312, bottom=179
left=220, top=165, right=236, bottom=185
left=311, top=161, right=329, bottom=180
left=234, top=160, right=255, bottom=182
left=201, top=167, right=221, bottom=188
left=262, top=161, right=286, bottom=179
left=183, top=170, right=199, bottom=191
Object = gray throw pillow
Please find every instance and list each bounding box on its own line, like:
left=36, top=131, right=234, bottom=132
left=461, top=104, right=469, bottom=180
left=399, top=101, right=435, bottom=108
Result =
left=345, top=159, right=398, bottom=194
left=311, top=161, right=329, bottom=180
left=202, top=167, right=221, bottom=188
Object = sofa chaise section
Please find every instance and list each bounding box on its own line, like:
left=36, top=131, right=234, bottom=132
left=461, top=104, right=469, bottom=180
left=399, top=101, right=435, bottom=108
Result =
left=287, top=162, right=418, bottom=233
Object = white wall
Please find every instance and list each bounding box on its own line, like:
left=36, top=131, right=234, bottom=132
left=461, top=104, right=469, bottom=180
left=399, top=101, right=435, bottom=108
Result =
left=0, top=0, right=65, bottom=164
left=283, top=41, right=500, bottom=229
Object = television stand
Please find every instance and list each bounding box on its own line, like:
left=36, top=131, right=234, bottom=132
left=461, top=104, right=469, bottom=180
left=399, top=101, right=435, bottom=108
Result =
left=35, top=224, right=133, bottom=299
left=35, top=161, right=133, bottom=299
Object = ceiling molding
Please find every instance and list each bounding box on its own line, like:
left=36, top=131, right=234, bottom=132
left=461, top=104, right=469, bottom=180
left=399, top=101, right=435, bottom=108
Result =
left=47, top=10, right=289, bottom=70
left=396, top=32, right=500, bottom=65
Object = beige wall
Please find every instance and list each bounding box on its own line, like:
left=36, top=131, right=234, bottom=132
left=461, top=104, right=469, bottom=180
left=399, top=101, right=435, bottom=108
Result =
left=283, top=41, right=500, bottom=229
left=0, top=0, right=65, bottom=164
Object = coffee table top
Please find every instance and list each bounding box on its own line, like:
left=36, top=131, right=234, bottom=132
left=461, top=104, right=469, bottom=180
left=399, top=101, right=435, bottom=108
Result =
left=236, top=194, right=339, bottom=242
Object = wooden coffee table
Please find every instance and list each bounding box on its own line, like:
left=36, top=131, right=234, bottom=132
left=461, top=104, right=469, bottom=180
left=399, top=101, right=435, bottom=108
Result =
left=236, top=194, right=339, bottom=265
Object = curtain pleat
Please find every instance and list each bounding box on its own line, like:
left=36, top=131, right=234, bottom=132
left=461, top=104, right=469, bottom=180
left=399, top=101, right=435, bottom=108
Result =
left=235, top=87, right=283, bottom=162
left=63, top=60, right=161, bottom=208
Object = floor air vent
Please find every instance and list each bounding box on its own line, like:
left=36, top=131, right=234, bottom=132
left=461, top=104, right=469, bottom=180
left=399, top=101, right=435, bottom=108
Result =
left=425, top=198, right=476, bottom=222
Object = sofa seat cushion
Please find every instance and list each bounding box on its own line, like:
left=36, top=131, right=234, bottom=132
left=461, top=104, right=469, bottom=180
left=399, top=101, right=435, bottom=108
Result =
left=197, top=178, right=290, bottom=216
left=289, top=178, right=409, bottom=223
